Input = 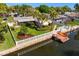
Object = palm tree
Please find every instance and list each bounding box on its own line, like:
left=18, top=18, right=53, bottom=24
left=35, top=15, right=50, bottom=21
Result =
left=74, top=3, right=79, bottom=12
left=0, top=3, right=8, bottom=14
left=50, top=10, right=58, bottom=20
left=60, top=6, right=71, bottom=14
left=49, top=9, right=58, bottom=30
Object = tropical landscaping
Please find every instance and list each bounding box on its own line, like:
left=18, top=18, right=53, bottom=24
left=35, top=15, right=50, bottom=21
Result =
left=0, top=3, right=79, bottom=51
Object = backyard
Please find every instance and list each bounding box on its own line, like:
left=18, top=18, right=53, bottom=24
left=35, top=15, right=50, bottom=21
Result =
left=66, top=19, right=79, bottom=26
left=11, top=23, right=55, bottom=41
left=0, top=17, right=79, bottom=51
left=0, top=17, right=55, bottom=51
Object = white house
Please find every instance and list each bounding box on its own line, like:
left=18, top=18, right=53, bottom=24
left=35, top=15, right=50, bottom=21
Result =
left=8, top=22, right=15, bottom=27
left=42, top=20, right=52, bottom=26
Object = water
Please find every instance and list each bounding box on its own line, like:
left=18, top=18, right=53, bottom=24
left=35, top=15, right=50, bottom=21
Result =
left=22, top=30, right=79, bottom=56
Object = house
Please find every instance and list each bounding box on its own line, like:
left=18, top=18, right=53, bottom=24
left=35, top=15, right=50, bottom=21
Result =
left=14, top=16, right=53, bottom=26
left=65, top=12, right=79, bottom=19
left=53, top=15, right=71, bottom=25
left=13, top=16, right=43, bottom=28
left=13, top=16, right=37, bottom=22
left=42, top=19, right=52, bottom=26
left=9, top=12, right=19, bottom=17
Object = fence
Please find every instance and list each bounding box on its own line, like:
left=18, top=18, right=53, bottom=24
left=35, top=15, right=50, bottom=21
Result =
left=16, top=25, right=57, bottom=45
left=16, top=31, right=54, bottom=45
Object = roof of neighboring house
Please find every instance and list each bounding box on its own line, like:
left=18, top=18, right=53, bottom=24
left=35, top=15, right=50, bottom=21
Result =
left=57, top=15, right=67, bottom=18
left=14, top=16, right=37, bottom=22
left=55, top=15, right=70, bottom=20
left=65, top=12, right=79, bottom=17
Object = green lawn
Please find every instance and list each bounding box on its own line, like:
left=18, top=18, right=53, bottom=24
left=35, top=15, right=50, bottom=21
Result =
left=1, top=18, right=79, bottom=51
left=27, top=27, right=48, bottom=35
left=66, top=20, right=79, bottom=26
left=0, top=16, right=55, bottom=51
left=0, top=16, right=13, bottom=21
left=11, top=25, right=54, bottom=41
left=0, top=31, right=15, bottom=51
left=8, top=16, right=13, bottom=22
left=0, top=17, right=15, bottom=51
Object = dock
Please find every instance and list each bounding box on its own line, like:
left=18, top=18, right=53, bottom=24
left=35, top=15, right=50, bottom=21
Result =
left=52, top=25, right=79, bottom=43
left=53, top=32, right=69, bottom=43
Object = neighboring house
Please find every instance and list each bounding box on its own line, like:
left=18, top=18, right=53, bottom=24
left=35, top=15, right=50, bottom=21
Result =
left=13, top=16, right=43, bottom=28
left=42, top=21, right=49, bottom=26
left=53, top=15, right=71, bottom=25
left=9, top=12, right=19, bottom=17
left=65, top=12, right=79, bottom=19
left=13, top=16, right=36, bottom=23
left=14, top=16, right=53, bottom=26
left=42, top=20, right=52, bottom=26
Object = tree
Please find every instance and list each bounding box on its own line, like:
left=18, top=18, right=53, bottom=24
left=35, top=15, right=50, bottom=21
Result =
left=0, top=19, right=7, bottom=42
left=18, top=24, right=28, bottom=35
left=0, top=3, right=8, bottom=14
left=74, top=3, right=79, bottom=12
left=50, top=10, right=58, bottom=20
left=0, top=33, right=5, bottom=42
left=32, top=9, right=41, bottom=18
left=50, top=7, right=61, bottom=14
left=36, top=5, right=50, bottom=13
left=60, top=6, right=71, bottom=14
left=13, top=4, right=33, bottom=16
left=0, top=18, right=7, bottom=32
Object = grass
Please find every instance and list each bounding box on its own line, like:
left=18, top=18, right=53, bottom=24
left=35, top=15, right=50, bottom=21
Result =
left=11, top=27, right=21, bottom=41
left=8, top=16, right=13, bottom=22
left=0, top=16, right=13, bottom=22
left=66, top=20, right=79, bottom=26
left=0, top=22, right=55, bottom=51
left=0, top=31, right=15, bottom=51
left=11, top=25, right=54, bottom=41
left=0, top=16, right=55, bottom=51
left=1, top=18, right=78, bottom=51
left=27, top=27, right=48, bottom=35
left=0, top=17, right=15, bottom=51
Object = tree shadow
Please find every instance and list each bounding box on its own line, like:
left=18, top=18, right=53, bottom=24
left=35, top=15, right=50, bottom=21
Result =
left=51, top=36, right=64, bottom=44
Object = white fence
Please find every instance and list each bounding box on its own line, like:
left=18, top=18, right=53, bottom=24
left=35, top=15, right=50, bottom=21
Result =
left=16, top=31, right=54, bottom=45
left=16, top=25, right=57, bottom=45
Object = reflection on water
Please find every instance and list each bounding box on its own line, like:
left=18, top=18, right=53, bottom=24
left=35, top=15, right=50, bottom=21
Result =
left=22, top=30, right=79, bottom=56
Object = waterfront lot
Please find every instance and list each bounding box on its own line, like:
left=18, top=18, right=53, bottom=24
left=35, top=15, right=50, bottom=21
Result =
left=0, top=19, right=54, bottom=51
left=0, top=17, right=79, bottom=51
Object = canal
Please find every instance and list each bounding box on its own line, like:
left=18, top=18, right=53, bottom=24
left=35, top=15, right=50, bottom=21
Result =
left=21, top=30, right=79, bottom=56
left=6, top=30, right=79, bottom=56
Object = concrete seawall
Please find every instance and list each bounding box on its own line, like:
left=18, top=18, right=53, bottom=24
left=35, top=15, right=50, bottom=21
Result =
left=0, top=25, right=79, bottom=56
left=0, top=31, right=53, bottom=56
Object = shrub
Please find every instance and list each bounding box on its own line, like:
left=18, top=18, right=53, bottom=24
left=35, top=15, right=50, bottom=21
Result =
left=18, top=24, right=28, bottom=35
left=0, top=33, right=5, bottom=43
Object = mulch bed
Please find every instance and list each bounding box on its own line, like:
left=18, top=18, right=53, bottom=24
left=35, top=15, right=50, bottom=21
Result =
left=17, top=34, right=33, bottom=39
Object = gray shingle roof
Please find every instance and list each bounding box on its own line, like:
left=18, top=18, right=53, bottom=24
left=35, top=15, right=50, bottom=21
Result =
left=14, top=16, right=36, bottom=22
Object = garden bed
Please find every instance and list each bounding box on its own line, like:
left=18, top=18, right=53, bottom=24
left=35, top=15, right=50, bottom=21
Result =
left=17, top=34, right=33, bottom=39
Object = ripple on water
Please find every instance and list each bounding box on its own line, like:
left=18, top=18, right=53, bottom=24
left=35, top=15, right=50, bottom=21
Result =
left=22, top=30, right=79, bottom=56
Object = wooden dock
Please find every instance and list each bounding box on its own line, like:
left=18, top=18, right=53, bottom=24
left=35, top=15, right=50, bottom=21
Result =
left=53, top=25, right=79, bottom=43
left=53, top=32, right=69, bottom=43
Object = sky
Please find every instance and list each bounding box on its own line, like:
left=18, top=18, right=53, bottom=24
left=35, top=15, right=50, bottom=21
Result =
left=7, top=3, right=76, bottom=9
